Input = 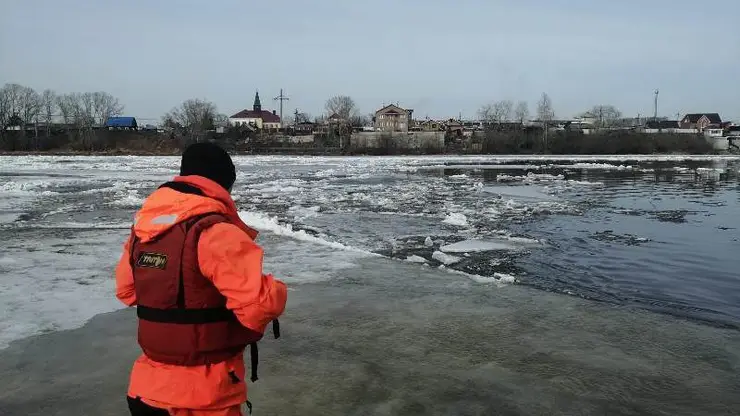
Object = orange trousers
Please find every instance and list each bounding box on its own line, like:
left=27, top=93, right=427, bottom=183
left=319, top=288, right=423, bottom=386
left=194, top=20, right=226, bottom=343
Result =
left=132, top=397, right=244, bottom=416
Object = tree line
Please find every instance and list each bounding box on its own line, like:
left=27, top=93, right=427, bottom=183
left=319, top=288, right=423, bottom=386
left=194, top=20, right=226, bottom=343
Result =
left=0, top=83, right=124, bottom=134
left=478, top=93, right=625, bottom=129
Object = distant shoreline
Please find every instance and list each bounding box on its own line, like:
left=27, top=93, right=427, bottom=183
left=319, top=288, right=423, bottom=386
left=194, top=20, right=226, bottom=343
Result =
left=0, top=150, right=733, bottom=157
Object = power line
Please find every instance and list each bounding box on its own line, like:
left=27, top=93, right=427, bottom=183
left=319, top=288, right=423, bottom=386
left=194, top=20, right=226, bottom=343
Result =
left=273, top=88, right=289, bottom=128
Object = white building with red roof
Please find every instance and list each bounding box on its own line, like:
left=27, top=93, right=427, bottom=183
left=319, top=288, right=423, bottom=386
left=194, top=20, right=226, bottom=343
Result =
left=229, top=91, right=281, bottom=130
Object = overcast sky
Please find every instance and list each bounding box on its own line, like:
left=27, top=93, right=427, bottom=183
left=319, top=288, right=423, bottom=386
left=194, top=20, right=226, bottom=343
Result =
left=2, top=0, right=739, bottom=122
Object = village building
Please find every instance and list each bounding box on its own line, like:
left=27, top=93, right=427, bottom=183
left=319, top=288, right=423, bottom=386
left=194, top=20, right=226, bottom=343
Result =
left=679, top=113, right=722, bottom=132
left=416, top=119, right=444, bottom=132
left=327, top=113, right=346, bottom=125
left=229, top=92, right=281, bottom=130
left=292, top=121, right=316, bottom=135
left=644, top=120, right=680, bottom=132
left=373, top=104, right=413, bottom=132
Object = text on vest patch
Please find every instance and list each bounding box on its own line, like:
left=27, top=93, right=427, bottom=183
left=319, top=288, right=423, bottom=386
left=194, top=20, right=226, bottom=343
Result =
left=136, top=252, right=168, bottom=269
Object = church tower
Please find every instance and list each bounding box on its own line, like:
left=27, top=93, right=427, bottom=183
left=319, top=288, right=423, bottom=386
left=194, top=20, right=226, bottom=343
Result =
left=253, top=91, right=262, bottom=113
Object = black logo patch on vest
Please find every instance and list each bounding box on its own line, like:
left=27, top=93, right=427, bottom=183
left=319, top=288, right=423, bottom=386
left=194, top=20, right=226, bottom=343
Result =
left=136, top=252, right=168, bottom=269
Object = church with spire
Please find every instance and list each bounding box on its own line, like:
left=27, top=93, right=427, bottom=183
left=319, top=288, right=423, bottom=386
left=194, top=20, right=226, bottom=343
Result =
left=228, top=91, right=281, bottom=130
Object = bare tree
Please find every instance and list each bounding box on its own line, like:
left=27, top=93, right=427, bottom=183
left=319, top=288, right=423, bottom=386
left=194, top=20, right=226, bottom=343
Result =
left=92, top=91, right=124, bottom=126
left=537, top=93, right=555, bottom=123
left=81, top=92, right=95, bottom=127
left=479, top=100, right=514, bottom=124
left=514, top=101, right=529, bottom=124
left=58, top=93, right=92, bottom=128
left=40, top=89, right=56, bottom=135
left=56, top=94, right=73, bottom=125
left=163, top=98, right=218, bottom=138
left=55, top=93, right=83, bottom=127
left=18, top=86, right=41, bottom=141
left=286, top=112, right=312, bottom=126
left=497, top=100, right=513, bottom=122
left=478, top=103, right=494, bottom=122
left=295, top=112, right=311, bottom=124
left=2, top=83, right=24, bottom=121
left=349, top=114, right=369, bottom=127
left=325, top=96, right=358, bottom=120
left=537, top=93, right=555, bottom=152
left=0, top=85, right=11, bottom=131
left=590, top=105, right=622, bottom=128
left=213, top=113, right=229, bottom=128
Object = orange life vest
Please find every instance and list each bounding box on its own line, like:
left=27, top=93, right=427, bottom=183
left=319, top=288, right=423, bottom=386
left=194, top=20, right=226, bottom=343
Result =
left=129, top=182, right=279, bottom=380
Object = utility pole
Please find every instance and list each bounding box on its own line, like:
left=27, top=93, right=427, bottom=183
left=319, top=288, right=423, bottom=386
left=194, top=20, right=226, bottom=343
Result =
left=653, top=89, right=659, bottom=122
left=273, top=88, right=289, bottom=129
left=294, top=109, right=299, bottom=126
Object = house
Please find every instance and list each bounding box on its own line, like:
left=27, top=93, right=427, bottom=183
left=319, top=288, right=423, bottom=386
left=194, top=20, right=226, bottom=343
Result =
left=105, top=117, right=138, bottom=130
left=645, top=120, right=680, bottom=130
left=444, top=119, right=465, bottom=135
left=327, top=113, right=346, bottom=125
left=374, top=104, right=413, bottom=132
left=680, top=113, right=722, bottom=131
left=416, top=119, right=444, bottom=132
left=292, top=121, right=315, bottom=135
left=641, top=120, right=701, bottom=134
left=482, top=121, right=521, bottom=131
left=229, top=92, right=281, bottom=130
left=726, top=125, right=740, bottom=137
left=704, top=126, right=724, bottom=138
left=645, top=120, right=680, bottom=129
left=574, top=112, right=598, bottom=125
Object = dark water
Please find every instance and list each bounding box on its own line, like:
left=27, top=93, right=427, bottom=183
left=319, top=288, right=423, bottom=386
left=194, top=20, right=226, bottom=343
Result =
left=237, top=157, right=740, bottom=330
left=524, top=166, right=740, bottom=330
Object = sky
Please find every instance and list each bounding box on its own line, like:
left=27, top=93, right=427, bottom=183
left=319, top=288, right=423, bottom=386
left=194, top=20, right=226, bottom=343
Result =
left=2, top=0, right=739, bottom=123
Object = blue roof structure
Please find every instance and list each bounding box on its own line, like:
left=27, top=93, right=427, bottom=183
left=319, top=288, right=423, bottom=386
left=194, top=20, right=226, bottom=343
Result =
left=105, top=117, right=138, bottom=128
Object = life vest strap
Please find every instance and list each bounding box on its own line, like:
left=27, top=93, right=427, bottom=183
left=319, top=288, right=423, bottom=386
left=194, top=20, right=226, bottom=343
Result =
left=249, top=342, right=259, bottom=382
left=137, top=305, right=237, bottom=324
left=248, top=320, right=279, bottom=383
left=272, top=319, right=280, bottom=339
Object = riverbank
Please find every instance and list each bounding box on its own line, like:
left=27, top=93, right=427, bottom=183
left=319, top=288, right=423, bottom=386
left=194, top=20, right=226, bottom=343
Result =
left=1, top=251, right=739, bottom=416
left=0, top=129, right=725, bottom=156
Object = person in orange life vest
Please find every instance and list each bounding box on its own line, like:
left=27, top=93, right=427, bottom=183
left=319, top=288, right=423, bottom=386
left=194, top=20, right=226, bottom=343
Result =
left=115, top=143, right=287, bottom=416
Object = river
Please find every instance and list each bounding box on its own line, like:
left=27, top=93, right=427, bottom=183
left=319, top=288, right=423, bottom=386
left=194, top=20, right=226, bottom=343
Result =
left=0, top=154, right=738, bottom=415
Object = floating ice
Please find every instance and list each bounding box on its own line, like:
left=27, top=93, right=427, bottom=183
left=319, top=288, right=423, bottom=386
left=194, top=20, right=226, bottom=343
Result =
left=440, top=239, right=518, bottom=253
left=432, top=250, right=462, bottom=265
left=110, top=191, right=144, bottom=208
left=440, top=267, right=518, bottom=285
left=442, top=212, right=469, bottom=227
left=424, top=236, right=434, bottom=247
left=567, top=163, right=634, bottom=170
left=496, top=172, right=565, bottom=183
left=405, top=255, right=428, bottom=263
left=239, top=211, right=374, bottom=255
left=288, top=205, right=321, bottom=219
left=483, top=185, right=554, bottom=200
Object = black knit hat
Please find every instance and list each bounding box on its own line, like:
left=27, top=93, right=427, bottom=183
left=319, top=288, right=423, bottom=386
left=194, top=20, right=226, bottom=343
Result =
left=179, top=142, right=236, bottom=191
